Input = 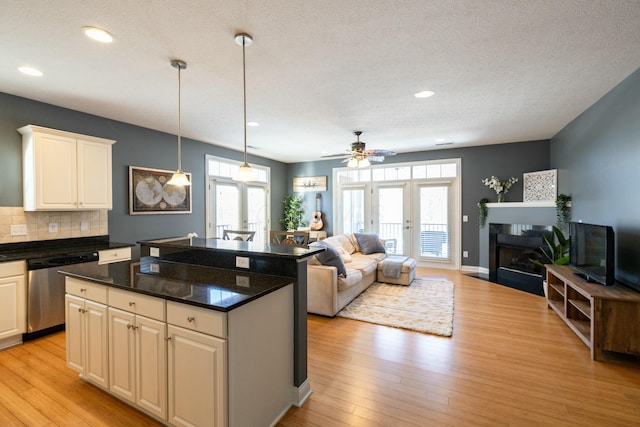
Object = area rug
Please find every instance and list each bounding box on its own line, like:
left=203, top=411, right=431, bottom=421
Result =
left=336, top=279, right=454, bottom=337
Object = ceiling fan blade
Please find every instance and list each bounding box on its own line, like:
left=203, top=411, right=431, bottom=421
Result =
left=368, top=149, right=396, bottom=157
left=366, top=156, right=386, bottom=162
left=321, top=152, right=352, bottom=158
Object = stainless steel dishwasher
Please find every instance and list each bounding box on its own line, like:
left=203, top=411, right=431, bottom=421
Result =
left=25, top=251, right=99, bottom=339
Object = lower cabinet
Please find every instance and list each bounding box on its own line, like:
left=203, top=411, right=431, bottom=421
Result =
left=65, top=277, right=293, bottom=427
left=167, top=324, right=227, bottom=427
left=0, top=261, right=26, bottom=349
left=108, top=307, right=167, bottom=419
left=65, top=279, right=109, bottom=389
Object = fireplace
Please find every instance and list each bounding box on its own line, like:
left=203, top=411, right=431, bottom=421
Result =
left=489, top=223, right=552, bottom=296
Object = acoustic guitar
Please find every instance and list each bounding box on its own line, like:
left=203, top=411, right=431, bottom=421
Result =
left=310, top=193, right=324, bottom=231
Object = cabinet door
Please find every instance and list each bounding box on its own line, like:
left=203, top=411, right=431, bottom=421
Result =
left=109, top=307, right=136, bottom=402
left=136, top=316, right=167, bottom=419
left=34, top=132, right=77, bottom=209
left=85, top=300, right=109, bottom=388
left=65, top=294, right=86, bottom=373
left=0, top=274, right=26, bottom=340
left=167, top=325, right=227, bottom=427
left=77, top=138, right=112, bottom=209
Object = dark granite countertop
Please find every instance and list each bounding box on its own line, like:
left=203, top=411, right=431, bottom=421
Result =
left=0, top=236, right=134, bottom=263
left=59, top=256, right=293, bottom=312
left=139, top=236, right=324, bottom=259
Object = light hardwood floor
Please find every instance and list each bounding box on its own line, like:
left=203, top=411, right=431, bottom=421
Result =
left=1, top=268, right=639, bottom=426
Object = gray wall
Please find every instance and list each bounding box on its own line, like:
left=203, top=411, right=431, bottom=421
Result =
left=551, top=67, right=640, bottom=291
left=0, top=92, right=288, bottom=244
left=289, top=140, right=551, bottom=267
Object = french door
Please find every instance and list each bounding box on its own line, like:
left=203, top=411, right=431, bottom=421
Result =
left=207, top=179, right=268, bottom=243
left=334, top=160, right=460, bottom=269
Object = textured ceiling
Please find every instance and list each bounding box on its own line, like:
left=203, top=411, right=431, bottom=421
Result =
left=1, top=1, right=640, bottom=163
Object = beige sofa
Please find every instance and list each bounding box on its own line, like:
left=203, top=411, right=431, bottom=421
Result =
left=307, top=234, right=386, bottom=317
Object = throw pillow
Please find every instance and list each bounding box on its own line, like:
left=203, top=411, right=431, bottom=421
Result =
left=316, top=240, right=347, bottom=277
left=354, top=233, right=386, bottom=255
left=335, top=246, right=352, bottom=263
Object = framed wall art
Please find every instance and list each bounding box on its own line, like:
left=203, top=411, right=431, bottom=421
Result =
left=523, top=169, right=557, bottom=202
left=129, top=166, right=192, bottom=214
left=293, top=175, right=327, bottom=192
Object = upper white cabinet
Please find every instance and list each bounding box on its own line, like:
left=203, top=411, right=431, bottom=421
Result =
left=18, top=125, right=115, bottom=211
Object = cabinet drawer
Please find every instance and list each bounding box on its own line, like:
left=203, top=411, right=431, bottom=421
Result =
left=167, top=301, right=226, bottom=338
left=108, top=288, right=165, bottom=321
left=65, top=277, right=107, bottom=304
left=98, top=247, right=131, bottom=265
left=0, top=260, right=26, bottom=277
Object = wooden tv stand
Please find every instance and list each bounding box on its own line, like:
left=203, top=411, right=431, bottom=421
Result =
left=546, top=265, right=640, bottom=361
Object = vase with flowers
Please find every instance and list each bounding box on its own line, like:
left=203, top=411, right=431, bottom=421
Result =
left=482, top=176, right=518, bottom=202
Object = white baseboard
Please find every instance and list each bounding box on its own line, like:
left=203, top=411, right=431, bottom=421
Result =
left=292, top=379, right=313, bottom=407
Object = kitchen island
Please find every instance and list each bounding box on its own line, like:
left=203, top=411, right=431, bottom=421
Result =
left=60, top=237, right=323, bottom=427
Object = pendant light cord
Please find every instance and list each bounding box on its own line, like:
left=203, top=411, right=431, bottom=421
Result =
left=177, top=64, right=182, bottom=171
left=242, top=36, right=248, bottom=164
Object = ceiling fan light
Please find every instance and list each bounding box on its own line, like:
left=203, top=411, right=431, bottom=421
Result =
left=347, top=157, right=358, bottom=168
left=359, top=158, right=370, bottom=168
left=233, top=162, right=258, bottom=182
left=167, top=170, right=191, bottom=186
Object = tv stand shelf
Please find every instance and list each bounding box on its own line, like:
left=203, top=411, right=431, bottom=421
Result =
left=546, top=265, right=640, bottom=361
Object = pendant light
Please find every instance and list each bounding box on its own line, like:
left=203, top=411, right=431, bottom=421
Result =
left=166, top=59, right=191, bottom=186
left=232, top=33, right=258, bottom=182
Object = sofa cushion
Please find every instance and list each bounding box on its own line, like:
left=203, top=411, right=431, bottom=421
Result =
left=337, top=269, right=363, bottom=291
left=348, top=257, right=378, bottom=276
left=315, top=240, right=347, bottom=277
left=354, top=233, right=386, bottom=255
left=335, top=246, right=352, bottom=263
left=324, top=234, right=357, bottom=254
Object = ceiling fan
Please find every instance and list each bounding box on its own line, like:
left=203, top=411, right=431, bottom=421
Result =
left=322, top=131, right=396, bottom=167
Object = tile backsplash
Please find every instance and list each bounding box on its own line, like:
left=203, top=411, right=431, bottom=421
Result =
left=0, top=207, right=108, bottom=244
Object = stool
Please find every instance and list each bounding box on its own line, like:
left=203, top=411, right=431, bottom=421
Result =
left=377, top=257, right=416, bottom=285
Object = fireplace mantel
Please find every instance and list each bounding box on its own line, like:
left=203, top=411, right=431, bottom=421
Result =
left=486, top=201, right=555, bottom=208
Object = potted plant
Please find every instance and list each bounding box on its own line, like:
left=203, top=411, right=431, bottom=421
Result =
left=532, top=226, right=570, bottom=297
left=280, top=195, right=308, bottom=231
left=556, top=194, right=572, bottom=230
left=478, top=198, right=489, bottom=227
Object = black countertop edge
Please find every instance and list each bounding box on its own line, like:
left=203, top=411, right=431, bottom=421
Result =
left=58, top=258, right=293, bottom=312
left=138, top=236, right=325, bottom=259
left=0, top=236, right=135, bottom=263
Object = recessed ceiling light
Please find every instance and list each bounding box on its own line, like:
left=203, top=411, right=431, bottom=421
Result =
left=247, top=121, right=259, bottom=127
left=415, top=90, right=435, bottom=98
left=83, top=26, right=114, bottom=43
left=18, top=66, right=43, bottom=77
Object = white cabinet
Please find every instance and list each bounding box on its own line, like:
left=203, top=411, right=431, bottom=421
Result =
left=0, top=261, right=26, bottom=349
left=167, top=302, right=227, bottom=427
left=18, top=125, right=115, bottom=211
left=98, top=247, right=132, bottom=265
left=108, top=289, right=166, bottom=420
left=65, top=278, right=109, bottom=389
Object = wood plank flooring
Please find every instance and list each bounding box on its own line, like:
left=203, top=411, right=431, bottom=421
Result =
left=1, top=268, right=639, bottom=426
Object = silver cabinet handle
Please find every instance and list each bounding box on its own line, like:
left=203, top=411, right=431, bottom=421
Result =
left=129, top=301, right=135, bottom=306
left=80, top=288, right=86, bottom=293
left=187, top=316, right=195, bottom=323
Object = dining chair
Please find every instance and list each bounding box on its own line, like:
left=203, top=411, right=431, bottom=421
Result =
left=222, top=230, right=256, bottom=241
left=270, top=231, right=309, bottom=247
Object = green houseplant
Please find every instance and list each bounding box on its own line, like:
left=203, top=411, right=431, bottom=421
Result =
left=478, top=198, right=489, bottom=227
left=532, top=226, right=569, bottom=297
left=280, top=195, right=307, bottom=231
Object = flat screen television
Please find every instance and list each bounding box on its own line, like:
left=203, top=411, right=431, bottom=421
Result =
left=569, top=222, right=615, bottom=286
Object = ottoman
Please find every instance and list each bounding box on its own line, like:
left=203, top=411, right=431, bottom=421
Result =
left=377, top=256, right=416, bottom=285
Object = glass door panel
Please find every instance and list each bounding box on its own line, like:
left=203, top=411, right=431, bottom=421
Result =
left=215, top=183, right=241, bottom=237
left=416, top=185, right=450, bottom=261
left=373, top=185, right=410, bottom=255
left=341, top=187, right=366, bottom=234
left=246, top=186, right=267, bottom=243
